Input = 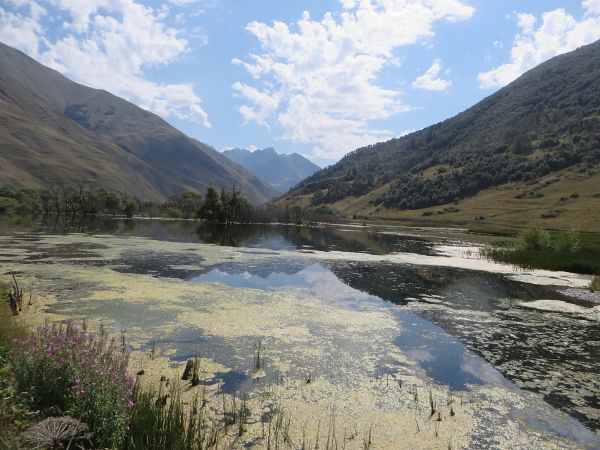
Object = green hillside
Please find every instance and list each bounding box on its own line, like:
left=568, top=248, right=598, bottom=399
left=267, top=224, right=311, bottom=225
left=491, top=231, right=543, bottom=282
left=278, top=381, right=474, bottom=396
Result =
left=282, top=40, right=600, bottom=228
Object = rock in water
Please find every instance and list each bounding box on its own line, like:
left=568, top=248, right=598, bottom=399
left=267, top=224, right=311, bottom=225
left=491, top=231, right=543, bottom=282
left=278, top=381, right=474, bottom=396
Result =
left=181, top=359, right=194, bottom=380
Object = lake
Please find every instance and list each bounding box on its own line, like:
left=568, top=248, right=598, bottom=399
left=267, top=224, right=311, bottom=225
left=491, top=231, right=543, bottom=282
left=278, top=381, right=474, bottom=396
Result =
left=1, top=216, right=599, bottom=449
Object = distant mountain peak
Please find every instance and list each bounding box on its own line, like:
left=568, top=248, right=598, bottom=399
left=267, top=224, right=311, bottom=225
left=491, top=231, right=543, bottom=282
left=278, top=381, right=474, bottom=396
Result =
left=223, top=147, right=320, bottom=192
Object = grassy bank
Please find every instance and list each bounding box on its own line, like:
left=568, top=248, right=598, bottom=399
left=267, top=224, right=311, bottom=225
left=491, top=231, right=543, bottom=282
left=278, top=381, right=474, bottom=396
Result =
left=482, top=229, right=600, bottom=275
left=0, top=286, right=35, bottom=448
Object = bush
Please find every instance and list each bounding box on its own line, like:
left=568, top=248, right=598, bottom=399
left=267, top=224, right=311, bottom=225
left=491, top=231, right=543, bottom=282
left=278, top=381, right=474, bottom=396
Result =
left=553, top=230, right=581, bottom=252
left=11, top=322, right=133, bottom=448
left=516, top=228, right=551, bottom=250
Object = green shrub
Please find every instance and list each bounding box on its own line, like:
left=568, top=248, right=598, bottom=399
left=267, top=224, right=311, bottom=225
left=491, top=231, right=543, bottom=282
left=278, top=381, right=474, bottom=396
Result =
left=165, top=207, right=183, bottom=218
left=11, top=322, right=133, bottom=448
left=516, top=228, right=551, bottom=250
left=553, top=230, right=581, bottom=252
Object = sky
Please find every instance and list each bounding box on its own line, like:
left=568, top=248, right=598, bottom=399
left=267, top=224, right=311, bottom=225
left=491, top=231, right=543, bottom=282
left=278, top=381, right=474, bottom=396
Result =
left=1, top=1, right=600, bottom=167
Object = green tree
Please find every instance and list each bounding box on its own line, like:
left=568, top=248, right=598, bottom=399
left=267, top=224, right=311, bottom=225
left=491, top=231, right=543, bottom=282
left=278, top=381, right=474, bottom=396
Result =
left=199, top=187, right=221, bottom=222
left=97, top=189, right=120, bottom=215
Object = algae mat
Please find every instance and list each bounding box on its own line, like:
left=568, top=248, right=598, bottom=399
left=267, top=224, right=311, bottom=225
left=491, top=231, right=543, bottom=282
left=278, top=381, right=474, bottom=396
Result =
left=0, top=230, right=598, bottom=449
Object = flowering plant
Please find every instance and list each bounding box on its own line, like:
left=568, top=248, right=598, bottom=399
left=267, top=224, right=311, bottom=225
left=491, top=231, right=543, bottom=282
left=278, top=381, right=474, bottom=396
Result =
left=11, top=321, right=133, bottom=448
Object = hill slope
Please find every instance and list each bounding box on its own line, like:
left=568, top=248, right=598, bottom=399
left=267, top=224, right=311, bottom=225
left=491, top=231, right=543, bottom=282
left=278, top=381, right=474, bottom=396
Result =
left=283, top=40, right=600, bottom=228
left=223, top=147, right=320, bottom=192
left=0, top=42, right=278, bottom=204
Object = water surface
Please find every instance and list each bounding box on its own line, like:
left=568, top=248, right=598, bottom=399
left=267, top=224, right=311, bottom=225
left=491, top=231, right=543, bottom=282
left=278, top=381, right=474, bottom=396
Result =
left=1, top=217, right=599, bottom=447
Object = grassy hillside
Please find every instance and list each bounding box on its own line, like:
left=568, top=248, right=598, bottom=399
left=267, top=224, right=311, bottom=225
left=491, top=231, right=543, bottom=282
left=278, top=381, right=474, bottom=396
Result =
left=282, top=40, right=600, bottom=227
left=0, top=42, right=277, bottom=204
left=284, top=162, right=600, bottom=232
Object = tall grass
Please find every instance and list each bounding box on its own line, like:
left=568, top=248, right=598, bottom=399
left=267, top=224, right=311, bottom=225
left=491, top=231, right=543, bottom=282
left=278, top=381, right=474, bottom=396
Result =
left=0, top=298, right=34, bottom=448
left=125, top=381, right=220, bottom=450
left=514, top=228, right=580, bottom=252
left=516, top=228, right=551, bottom=251
left=482, top=228, right=599, bottom=274
left=552, top=230, right=581, bottom=253
left=0, top=285, right=28, bottom=352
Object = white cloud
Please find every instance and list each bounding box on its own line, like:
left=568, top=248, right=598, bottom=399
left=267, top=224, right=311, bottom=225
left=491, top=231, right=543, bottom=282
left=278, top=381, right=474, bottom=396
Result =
left=516, top=12, right=536, bottom=34
left=478, top=2, right=600, bottom=89
left=583, top=0, right=600, bottom=16
left=412, top=59, right=451, bottom=91
left=0, top=0, right=210, bottom=127
left=0, top=2, right=45, bottom=57
left=234, top=0, right=474, bottom=160
left=170, top=0, right=197, bottom=5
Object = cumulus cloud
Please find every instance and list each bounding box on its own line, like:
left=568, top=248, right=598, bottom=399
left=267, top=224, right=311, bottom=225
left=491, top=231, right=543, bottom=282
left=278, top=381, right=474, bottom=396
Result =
left=0, top=0, right=210, bottom=127
left=234, top=0, right=474, bottom=160
left=412, top=59, right=451, bottom=91
left=0, top=2, right=45, bottom=57
left=478, top=1, right=600, bottom=89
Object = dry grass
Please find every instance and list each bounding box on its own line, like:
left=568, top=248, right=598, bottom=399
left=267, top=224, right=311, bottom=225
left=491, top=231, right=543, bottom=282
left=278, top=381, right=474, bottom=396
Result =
left=312, top=163, right=600, bottom=232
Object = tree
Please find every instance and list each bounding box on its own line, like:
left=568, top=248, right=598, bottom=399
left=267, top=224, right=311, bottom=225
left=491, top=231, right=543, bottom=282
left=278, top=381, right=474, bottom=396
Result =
left=199, top=187, right=221, bottom=222
left=97, top=189, right=120, bottom=215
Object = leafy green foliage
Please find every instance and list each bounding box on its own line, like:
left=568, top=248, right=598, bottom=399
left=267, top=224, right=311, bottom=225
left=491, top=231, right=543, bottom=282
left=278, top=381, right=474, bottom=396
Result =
left=292, top=40, right=600, bottom=210
left=552, top=230, right=581, bottom=252
left=200, top=186, right=221, bottom=222
left=11, top=322, right=133, bottom=448
left=0, top=183, right=320, bottom=225
left=516, top=229, right=552, bottom=250
left=0, top=353, right=37, bottom=447
left=0, top=186, right=42, bottom=215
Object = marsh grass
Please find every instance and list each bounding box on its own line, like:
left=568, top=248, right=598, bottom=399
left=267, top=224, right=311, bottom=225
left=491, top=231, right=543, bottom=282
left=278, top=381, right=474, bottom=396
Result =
left=122, top=366, right=461, bottom=449
left=0, top=299, right=28, bottom=353
left=552, top=230, right=581, bottom=252
left=517, top=229, right=551, bottom=251
left=482, top=229, right=600, bottom=274
left=125, top=381, right=220, bottom=450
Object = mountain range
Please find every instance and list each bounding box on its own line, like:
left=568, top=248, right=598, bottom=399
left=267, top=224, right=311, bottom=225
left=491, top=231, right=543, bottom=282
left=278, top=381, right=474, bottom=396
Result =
left=282, top=40, right=600, bottom=231
left=0, top=42, right=278, bottom=204
left=222, top=147, right=320, bottom=192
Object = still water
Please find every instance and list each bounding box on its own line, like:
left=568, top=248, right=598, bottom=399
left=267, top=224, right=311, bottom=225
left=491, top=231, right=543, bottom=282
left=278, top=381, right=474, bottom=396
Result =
left=1, top=216, right=599, bottom=447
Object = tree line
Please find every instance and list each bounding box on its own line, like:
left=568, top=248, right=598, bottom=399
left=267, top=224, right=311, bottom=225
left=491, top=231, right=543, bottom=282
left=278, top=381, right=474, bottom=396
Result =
left=0, top=183, right=340, bottom=225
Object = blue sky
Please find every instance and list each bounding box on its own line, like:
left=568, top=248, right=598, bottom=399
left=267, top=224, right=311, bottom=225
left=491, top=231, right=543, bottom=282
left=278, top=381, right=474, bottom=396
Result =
left=1, top=1, right=600, bottom=166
